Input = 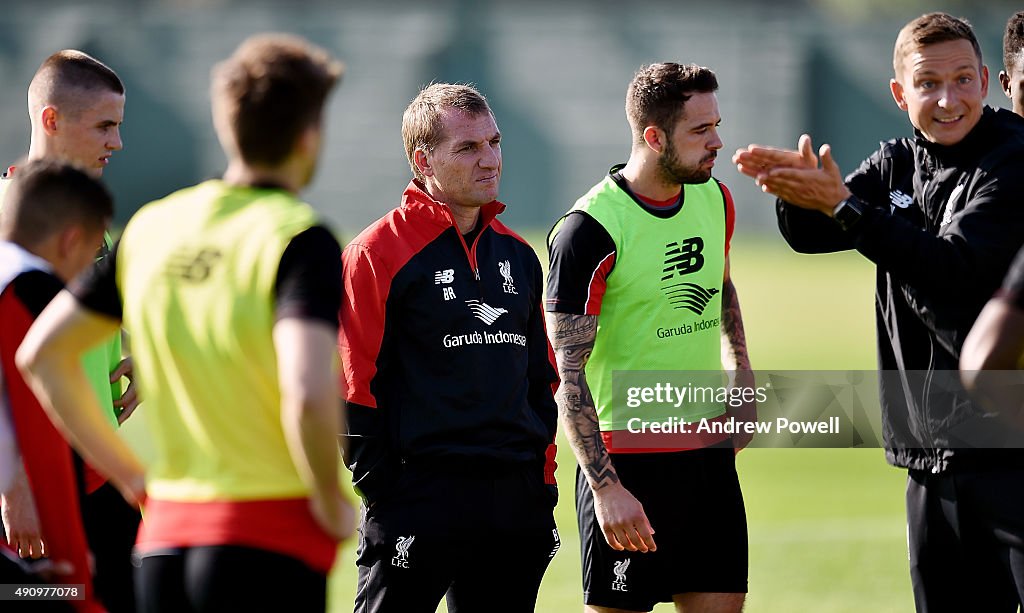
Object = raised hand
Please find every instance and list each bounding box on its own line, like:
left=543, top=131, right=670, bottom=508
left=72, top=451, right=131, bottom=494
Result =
left=733, top=133, right=816, bottom=179
left=735, top=134, right=851, bottom=215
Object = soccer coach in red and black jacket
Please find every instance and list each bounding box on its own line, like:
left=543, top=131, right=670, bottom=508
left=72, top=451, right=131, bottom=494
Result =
left=339, top=83, right=559, bottom=613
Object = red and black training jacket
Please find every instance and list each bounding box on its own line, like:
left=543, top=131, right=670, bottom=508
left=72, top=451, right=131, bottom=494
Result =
left=0, top=243, right=98, bottom=610
left=339, top=181, right=558, bottom=503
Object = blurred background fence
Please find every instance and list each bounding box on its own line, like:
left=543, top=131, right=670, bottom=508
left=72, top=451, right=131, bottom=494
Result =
left=0, top=0, right=1020, bottom=237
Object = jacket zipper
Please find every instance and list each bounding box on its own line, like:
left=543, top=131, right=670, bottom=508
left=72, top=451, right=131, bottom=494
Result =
left=922, top=338, right=942, bottom=474
left=470, top=234, right=481, bottom=281
left=451, top=214, right=485, bottom=282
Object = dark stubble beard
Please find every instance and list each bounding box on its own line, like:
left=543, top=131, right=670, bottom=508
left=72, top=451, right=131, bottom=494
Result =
left=657, top=137, right=713, bottom=185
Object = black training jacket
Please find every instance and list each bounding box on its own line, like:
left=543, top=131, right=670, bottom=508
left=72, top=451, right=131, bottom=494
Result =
left=777, top=107, right=1024, bottom=472
left=339, top=180, right=558, bottom=503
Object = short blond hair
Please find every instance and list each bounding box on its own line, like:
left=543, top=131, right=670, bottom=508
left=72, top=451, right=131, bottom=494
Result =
left=401, top=83, right=492, bottom=182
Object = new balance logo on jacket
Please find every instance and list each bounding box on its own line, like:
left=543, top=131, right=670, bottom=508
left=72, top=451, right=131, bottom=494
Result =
left=889, top=190, right=913, bottom=210
left=435, top=269, right=454, bottom=284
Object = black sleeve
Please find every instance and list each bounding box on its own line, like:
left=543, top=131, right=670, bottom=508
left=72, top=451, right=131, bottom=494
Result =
left=776, top=201, right=851, bottom=253
left=341, top=400, right=400, bottom=505
left=12, top=271, right=64, bottom=317
left=545, top=211, right=616, bottom=314
left=776, top=138, right=914, bottom=253
left=527, top=252, right=559, bottom=442
left=70, top=241, right=122, bottom=319
left=1001, top=246, right=1024, bottom=310
left=274, top=225, right=342, bottom=328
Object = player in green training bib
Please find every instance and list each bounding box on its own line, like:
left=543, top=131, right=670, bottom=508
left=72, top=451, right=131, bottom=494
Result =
left=547, top=63, right=754, bottom=613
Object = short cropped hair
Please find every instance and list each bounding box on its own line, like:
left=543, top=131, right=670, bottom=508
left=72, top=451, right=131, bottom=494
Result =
left=893, top=13, right=982, bottom=79
left=625, top=63, right=718, bottom=145
left=211, top=33, right=343, bottom=167
left=27, top=50, right=124, bottom=117
left=1, top=159, right=113, bottom=245
left=402, top=83, right=492, bottom=182
left=1004, top=11, right=1024, bottom=71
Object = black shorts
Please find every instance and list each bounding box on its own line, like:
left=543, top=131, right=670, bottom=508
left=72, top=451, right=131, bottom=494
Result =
left=577, top=445, right=747, bottom=611
left=355, top=459, right=558, bottom=613
left=134, top=545, right=327, bottom=613
left=907, top=466, right=1024, bottom=612
left=81, top=481, right=141, bottom=613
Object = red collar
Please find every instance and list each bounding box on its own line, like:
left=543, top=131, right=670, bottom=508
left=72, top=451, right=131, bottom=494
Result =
left=400, top=180, right=505, bottom=230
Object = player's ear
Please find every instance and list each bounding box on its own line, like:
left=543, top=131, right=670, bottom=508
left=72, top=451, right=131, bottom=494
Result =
left=642, top=126, right=665, bottom=154
left=296, top=124, right=320, bottom=158
left=40, top=106, right=60, bottom=135
left=889, top=78, right=908, bottom=111
left=1001, top=70, right=1012, bottom=98
left=57, top=224, right=84, bottom=258
left=414, top=147, right=434, bottom=178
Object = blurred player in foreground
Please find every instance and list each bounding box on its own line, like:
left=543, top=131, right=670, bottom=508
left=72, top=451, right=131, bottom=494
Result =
left=1, top=160, right=113, bottom=612
left=17, top=33, right=354, bottom=612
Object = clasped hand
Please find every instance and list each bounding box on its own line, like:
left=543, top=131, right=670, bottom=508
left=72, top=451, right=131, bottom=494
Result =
left=732, top=134, right=851, bottom=215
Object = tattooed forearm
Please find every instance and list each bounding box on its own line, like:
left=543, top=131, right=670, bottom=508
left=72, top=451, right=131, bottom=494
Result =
left=720, top=277, right=751, bottom=371
left=546, top=312, right=619, bottom=490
